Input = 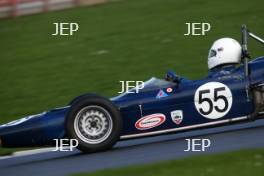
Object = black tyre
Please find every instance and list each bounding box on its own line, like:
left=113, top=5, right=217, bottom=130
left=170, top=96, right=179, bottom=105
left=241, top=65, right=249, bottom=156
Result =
left=65, top=94, right=122, bottom=153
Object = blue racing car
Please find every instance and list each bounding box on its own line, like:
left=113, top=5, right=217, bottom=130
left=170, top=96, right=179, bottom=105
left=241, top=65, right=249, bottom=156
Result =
left=0, top=25, right=264, bottom=153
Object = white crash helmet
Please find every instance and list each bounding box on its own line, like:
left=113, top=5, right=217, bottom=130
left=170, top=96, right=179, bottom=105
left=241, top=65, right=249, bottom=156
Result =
left=208, top=38, right=242, bottom=70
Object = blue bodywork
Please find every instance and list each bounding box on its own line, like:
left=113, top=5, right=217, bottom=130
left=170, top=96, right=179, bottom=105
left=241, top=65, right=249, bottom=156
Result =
left=1, top=57, right=264, bottom=147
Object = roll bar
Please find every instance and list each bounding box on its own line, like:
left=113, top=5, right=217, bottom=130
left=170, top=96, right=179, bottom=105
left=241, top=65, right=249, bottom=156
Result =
left=241, top=25, right=249, bottom=76
left=249, top=32, right=264, bottom=45
left=241, top=25, right=264, bottom=77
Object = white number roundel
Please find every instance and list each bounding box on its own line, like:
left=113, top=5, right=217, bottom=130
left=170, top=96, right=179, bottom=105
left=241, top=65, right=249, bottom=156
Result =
left=194, top=82, right=233, bottom=119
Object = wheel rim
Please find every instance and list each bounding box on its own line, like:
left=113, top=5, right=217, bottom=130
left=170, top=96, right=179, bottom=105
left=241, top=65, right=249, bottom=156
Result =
left=73, top=105, right=113, bottom=144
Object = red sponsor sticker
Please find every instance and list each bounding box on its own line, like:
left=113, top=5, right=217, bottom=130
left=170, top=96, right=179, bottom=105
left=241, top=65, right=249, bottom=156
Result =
left=166, top=87, right=172, bottom=93
left=135, top=113, right=166, bottom=130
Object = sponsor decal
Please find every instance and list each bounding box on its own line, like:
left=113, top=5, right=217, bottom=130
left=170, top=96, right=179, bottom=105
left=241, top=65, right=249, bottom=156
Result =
left=171, top=110, right=183, bottom=125
left=135, top=113, right=166, bottom=130
left=156, top=90, right=168, bottom=99
left=166, top=87, right=173, bottom=93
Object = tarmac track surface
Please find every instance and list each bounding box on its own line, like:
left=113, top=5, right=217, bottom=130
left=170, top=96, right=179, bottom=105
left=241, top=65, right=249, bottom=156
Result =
left=1, top=119, right=264, bottom=176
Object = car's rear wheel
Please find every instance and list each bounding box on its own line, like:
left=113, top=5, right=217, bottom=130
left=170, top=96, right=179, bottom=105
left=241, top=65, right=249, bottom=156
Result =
left=65, top=94, right=122, bottom=153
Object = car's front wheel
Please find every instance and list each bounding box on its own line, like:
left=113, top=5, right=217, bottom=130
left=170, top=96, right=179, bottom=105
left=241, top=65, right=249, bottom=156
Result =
left=65, top=94, right=122, bottom=153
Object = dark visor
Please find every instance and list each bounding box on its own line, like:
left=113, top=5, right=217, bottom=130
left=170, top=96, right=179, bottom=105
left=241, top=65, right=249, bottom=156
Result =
left=209, top=49, right=217, bottom=58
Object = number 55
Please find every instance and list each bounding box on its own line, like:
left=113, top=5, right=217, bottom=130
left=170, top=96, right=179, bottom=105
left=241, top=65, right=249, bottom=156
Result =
left=198, top=87, right=229, bottom=116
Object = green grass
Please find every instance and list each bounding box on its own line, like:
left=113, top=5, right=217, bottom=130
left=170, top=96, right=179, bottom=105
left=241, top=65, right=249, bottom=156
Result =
left=0, top=148, right=19, bottom=156
left=0, top=147, right=33, bottom=156
left=73, top=149, right=264, bottom=176
left=0, top=0, right=264, bottom=155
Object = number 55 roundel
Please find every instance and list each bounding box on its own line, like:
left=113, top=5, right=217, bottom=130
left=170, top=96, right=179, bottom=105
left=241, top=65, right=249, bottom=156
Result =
left=194, top=82, right=233, bottom=119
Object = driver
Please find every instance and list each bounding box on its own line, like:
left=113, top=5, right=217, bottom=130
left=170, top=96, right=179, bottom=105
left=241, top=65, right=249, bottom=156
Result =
left=208, top=38, right=242, bottom=78
left=166, top=38, right=242, bottom=82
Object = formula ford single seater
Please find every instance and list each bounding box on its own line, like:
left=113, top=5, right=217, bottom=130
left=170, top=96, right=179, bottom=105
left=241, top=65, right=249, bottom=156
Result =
left=0, top=25, right=264, bottom=153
